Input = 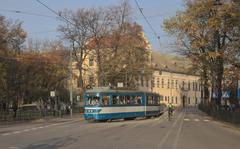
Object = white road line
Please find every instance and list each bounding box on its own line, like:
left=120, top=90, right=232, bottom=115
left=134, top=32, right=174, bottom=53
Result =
left=184, top=118, right=190, bottom=121
left=1, top=119, right=80, bottom=137
left=156, top=112, right=184, bottom=148
left=2, top=133, right=11, bottom=136
left=12, top=131, right=20, bottom=134
left=173, top=111, right=185, bottom=149
left=204, top=119, right=210, bottom=122
left=22, top=129, right=30, bottom=132
left=194, top=119, right=200, bottom=122
left=8, top=147, right=19, bottom=149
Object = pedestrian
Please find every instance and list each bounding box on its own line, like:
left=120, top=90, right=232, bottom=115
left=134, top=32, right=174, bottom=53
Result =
left=12, top=101, right=18, bottom=118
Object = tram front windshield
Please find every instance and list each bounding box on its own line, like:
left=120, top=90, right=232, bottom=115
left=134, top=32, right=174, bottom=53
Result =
left=85, top=96, right=100, bottom=106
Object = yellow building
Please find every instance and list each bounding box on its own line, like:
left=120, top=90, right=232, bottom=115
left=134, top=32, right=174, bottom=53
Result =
left=152, top=69, right=202, bottom=107
left=150, top=52, right=202, bottom=107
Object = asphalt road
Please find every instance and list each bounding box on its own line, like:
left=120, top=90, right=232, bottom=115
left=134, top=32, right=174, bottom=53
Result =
left=0, top=108, right=240, bottom=149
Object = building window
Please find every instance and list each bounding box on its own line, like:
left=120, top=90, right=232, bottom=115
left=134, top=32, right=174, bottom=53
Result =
left=195, top=82, right=198, bottom=91
left=89, top=75, right=94, bottom=85
left=167, top=79, right=170, bottom=89
left=165, top=96, right=167, bottom=101
left=192, top=82, right=195, bottom=91
left=152, top=77, right=155, bottom=88
left=89, top=56, right=94, bottom=66
left=175, top=97, right=178, bottom=104
left=161, top=78, right=164, bottom=88
left=182, top=81, right=185, bottom=89
left=141, top=76, right=144, bottom=87
left=157, top=77, right=160, bottom=88
left=175, top=80, right=178, bottom=89
left=146, top=77, right=149, bottom=87
left=168, top=96, right=169, bottom=103
left=188, top=97, right=190, bottom=104
left=171, top=97, right=174, bottom=103
left=171, top=80, right=174, bottom=89
left=188, top=82, right=191, bottom=90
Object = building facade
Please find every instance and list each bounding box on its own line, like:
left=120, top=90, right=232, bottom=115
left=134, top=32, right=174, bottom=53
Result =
left=152, top=70, right=202, bottom=107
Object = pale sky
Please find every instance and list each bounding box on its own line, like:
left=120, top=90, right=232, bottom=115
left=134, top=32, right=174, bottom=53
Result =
left=0, top=0, right=184, bottom=54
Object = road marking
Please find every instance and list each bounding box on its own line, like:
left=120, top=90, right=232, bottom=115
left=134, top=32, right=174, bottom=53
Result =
left=156, top=111, right=184, bottom=148
left=22, top=129, right=30, bottom=132
left=8, top=147, right=19, bottom=149
left=2, top=133, right=11, bottom=136
left=1, top=119, right=79, bottom=137
left=204, top=119, right=210, bottom=122
left=184, top=118, right=190, bottom=121
left=173, top=111, right=185, bottom=149
left=12, top=131, right=20, bottom=134
left=194, top=119, right=200, bottom=122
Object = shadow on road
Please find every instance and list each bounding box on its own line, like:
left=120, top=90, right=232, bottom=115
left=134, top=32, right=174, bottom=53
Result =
left=23, top=136, right=78, bottom=149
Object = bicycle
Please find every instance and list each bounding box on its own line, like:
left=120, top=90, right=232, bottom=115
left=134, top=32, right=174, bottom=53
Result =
left=168, top=108, right=173, bottom=121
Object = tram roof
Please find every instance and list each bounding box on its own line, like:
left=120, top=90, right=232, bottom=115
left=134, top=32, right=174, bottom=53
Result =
left=85, top=87, right=159, bottom=95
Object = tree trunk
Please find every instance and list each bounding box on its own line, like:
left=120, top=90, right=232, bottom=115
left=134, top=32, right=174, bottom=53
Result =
left=216, top=57, right=224, bottom=105
left=203, top=66, right=209, bottom=105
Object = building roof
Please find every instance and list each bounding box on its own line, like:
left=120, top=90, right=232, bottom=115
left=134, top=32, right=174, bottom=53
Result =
left=151, top=51, right=199, bottom=76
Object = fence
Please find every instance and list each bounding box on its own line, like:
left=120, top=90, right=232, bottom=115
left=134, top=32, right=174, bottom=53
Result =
left=0, top=107, right=84, bottom=122
left=199, top=104, right=240, bottom=124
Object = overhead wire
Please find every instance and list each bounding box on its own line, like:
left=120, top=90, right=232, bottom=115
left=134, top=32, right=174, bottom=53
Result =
left=0, top=9, right=58, bottom=19
left=134, top=0, right=161, bottom=49
left=35, top=0, right=76, bottom=27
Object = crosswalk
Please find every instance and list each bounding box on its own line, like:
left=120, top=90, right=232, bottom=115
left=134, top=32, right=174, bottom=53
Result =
left=183, top=118, right=210, bottom=122
left=156, top=116, right=211, bottom=122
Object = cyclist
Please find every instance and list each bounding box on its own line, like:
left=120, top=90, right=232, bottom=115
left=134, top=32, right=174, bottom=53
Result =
left=168, top=103, right=174, bottom=120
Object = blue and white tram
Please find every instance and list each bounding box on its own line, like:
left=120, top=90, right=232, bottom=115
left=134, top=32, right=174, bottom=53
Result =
left=83, top=88, right=164, bottom=121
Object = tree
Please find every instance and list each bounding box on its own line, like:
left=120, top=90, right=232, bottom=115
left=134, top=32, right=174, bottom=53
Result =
left=0, top=15, right=26, bottom=109
left=164, top=0, right=239, bottom=105
left=20, top=40, right=69, bottom=104
left=58, top=0, right=151, bottom=90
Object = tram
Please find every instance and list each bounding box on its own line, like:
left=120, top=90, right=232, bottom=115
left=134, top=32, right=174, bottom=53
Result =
left=83, top=87, right=164, bottom=121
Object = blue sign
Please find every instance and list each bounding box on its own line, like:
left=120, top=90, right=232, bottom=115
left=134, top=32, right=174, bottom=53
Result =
left=222, top=91, right=230, bottom=98
left=238, top=89, right=240, bottom=100
left=238, top=80, right=240, bottom=100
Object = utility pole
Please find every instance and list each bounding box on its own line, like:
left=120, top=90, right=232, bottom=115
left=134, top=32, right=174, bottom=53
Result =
left=69, top=45, right=73, bottom=118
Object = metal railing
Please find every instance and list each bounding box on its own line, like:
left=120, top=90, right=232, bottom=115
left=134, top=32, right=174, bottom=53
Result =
left=199, top=104, right=240, bottom=124
left=0, top=107, right=84, bottom=122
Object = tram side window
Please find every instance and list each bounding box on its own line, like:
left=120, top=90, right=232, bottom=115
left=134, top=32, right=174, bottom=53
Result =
left=135, top=96, right=142, bottom=104
left=147, top=96, right=154, bottom=105
left=86, top=97, right=100, bottom=106
left=153, top=96, right=160, bottom=105
left=112, top=95, right=142, bottom=105
left=102, top=96, right=110, bottom=106
left=112, top=96, right=119, bottom=105
left=119, top=96, right=126, bottom=105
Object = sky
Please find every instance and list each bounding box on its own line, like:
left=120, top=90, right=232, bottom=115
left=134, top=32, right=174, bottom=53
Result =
left=0, top=0, right=185, bottom=54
